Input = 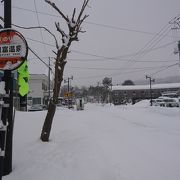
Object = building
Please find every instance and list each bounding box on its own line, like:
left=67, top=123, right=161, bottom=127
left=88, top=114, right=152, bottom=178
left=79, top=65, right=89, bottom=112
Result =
left=112, top=83, right=180, bottom=105
left=28, top=74, right=52, bottom=106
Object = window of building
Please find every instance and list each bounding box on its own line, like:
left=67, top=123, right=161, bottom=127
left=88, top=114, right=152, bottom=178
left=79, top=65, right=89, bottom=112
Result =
left=32, top=98, right=41, bottom=105
left=28, top=97, right=32, bottom=100
left=114, top=91, right=119, bottom=96
left=141, top=91, right=145, bottom=94
left=42, top=83, right=45, bottom=90
left=115, top=99, right=119, bottom=104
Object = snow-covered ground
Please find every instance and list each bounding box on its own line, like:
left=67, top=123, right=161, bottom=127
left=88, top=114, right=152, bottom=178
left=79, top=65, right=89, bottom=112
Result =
left=3, top=101, right=180, bottom=180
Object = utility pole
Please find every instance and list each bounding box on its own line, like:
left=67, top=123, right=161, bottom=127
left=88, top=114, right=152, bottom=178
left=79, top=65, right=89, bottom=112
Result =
left=97, top=82, right=100, bottom=103
left=48, top=58, right=51, bottom=102
left=64, top=76, right=73, bottom=108
left=2, top=0, right=14, bottom=176
left=170, top=15, right=180, bottom=66
left=146, top=75, right=155, bottom=106
left=110, top=78, right=112, bottom=106
left=178, top=41, right=180, bottom=66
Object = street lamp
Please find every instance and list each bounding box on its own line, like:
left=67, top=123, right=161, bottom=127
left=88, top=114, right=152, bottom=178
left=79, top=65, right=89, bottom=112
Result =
left=64, top=76, right=73, bottom=108
left=110, top=77, right=112, bottom=106
left=146, top=75, right=155, bottom=106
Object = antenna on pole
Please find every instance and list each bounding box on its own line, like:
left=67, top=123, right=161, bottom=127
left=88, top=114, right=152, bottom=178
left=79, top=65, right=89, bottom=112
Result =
left=170, top=15, right=180, bottom=66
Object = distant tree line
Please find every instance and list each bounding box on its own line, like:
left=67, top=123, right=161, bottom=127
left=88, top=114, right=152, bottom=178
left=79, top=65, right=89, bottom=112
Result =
left=61, top=77, right=135, bottom=103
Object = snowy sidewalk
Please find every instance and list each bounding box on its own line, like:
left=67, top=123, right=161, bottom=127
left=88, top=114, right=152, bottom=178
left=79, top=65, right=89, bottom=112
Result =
left=3, top=103, right=180, bottom=180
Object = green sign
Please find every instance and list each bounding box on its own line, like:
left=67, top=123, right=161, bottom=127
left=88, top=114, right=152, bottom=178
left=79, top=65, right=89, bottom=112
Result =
left=17, top=60, right=30, bottom=96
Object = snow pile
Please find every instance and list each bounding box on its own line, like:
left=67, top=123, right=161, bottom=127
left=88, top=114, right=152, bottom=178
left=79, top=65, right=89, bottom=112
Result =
left=132, top=99, right=150, bottom=107
left=3, top=103, right=180, bottom=180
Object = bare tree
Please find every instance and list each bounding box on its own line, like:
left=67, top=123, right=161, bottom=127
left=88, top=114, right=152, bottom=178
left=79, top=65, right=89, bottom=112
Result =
left=40, top=0, right=89, bottom=142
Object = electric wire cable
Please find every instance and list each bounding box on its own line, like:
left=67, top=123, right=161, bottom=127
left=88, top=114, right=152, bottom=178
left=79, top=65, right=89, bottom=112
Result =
left=28, top=47, right=52, bottom=71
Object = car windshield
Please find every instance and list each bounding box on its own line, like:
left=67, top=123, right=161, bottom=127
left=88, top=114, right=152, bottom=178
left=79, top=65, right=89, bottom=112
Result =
left=163, top=99, right=174, bottom=102
left=157, top=100, right=163, bottom=102
left=31, top=105, right=42, bottom=108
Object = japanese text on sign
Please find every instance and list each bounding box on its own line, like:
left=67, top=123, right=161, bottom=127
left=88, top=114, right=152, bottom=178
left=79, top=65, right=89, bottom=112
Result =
left=0, top=44, right=22, bottom=57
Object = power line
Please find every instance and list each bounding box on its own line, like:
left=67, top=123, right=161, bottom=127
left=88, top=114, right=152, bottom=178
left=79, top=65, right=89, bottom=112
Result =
left=24, top=35, right=176, bottom=59
left=71, top=41, right=176, bottom=59
left=150, top=63, right=179, bottom=76
left=74, top=67, right=162, bottom=80
left=5, top=4, right=178, bottom=70
left=74, top=63, right=178, bottom=80
left=119, top=25, right=172, bottom=70
left=1, top=4, right=178, bottom=38
left=68, top=58, right=177, bottom=63
left=136, top=28, right=171, bottom=59
left=8, top=15, right=176, bottom=62
left=28, top=47, right=52, bottom=70
left=25, top=36, right=177, bottom=63
left=33, top=0, right=49, bottom=58
left=66, top=65, right=175, bottom=71
left=29, top=56, right=178, bottom=63
left=25, top=37, right=56, bottom=48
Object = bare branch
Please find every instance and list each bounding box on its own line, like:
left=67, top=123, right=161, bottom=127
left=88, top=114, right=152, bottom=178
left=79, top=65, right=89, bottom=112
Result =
left=78, top=14, right=89, bottom=27
left=0, top=16, right=59, bottom=49
left=52, top=50, right=57, bottom=55
left=55, top=22, right=67, bottom=38
left=79, top=30, right=86, bottom=33
left=45, top=0, right=69, bottom=22
left=77, top=0, right=89, bottom=23
left=72, top=8, right=76, bottom=23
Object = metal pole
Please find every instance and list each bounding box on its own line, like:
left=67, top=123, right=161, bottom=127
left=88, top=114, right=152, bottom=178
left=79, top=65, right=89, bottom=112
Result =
left=178, top=41, right=180, bottom=67
left=67, top=78, right=70, bottom=108
left=146, top=75, right=155, bottom=106
left=3, top=0, right=13, bottom=175
left=64, top=77, right=73, bottom=108
left=97, top=82, right=100, bottom=103
left=110, top=78, right=112, bottom=106
left=48, top=58, right=51, bottom=101
left=150, top=78, right=152, bottom=106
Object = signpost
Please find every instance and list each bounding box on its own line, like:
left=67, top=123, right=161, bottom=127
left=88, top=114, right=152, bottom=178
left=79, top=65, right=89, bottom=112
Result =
left=0, top=29, right=28, bottom=178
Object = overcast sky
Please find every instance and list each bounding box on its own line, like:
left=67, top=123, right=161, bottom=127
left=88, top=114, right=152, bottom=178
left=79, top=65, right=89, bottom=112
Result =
left=0, top=0, right=180, bottom=87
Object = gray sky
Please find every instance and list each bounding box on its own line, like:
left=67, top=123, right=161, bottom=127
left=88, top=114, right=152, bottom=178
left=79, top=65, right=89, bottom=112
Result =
left=0, top=0, right=180, bottom=87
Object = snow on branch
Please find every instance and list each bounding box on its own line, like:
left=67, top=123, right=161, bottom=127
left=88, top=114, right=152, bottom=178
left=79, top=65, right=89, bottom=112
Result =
left=55, top=22, right=67, bottom=38
left=45, top=0, right=89, bottom=45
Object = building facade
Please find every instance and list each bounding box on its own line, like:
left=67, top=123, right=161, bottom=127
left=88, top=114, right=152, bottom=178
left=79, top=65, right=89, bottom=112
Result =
left=112, top=83, right=180, bottom=105
left=28, top=74, right=52, bottom=105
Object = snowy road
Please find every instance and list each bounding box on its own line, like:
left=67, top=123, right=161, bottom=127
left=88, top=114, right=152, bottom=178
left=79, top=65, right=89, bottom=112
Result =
left=3, top=102, right=180, bottom=180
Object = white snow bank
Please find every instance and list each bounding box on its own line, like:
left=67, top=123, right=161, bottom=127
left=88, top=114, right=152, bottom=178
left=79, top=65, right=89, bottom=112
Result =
left=3, top=103, right=180, bottom=180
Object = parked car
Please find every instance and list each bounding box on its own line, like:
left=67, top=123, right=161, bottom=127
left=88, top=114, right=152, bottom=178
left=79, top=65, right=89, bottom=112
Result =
left=158, top=97, right=179, bottom=107
left=163, top=98, right=179, bottom=107
left=28, top=104, right=47, bottom=111
left=151, top=99, right=166, bottom=107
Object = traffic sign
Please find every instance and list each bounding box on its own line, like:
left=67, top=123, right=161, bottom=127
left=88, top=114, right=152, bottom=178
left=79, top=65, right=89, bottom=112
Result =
left=0, top=29, right=28, bottom=71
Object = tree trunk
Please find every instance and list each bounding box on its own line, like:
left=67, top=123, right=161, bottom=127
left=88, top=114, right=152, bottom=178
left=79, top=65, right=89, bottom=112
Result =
left=40, top=99, right=56, bottom=141
left=40, top=46, right=67, bottom=142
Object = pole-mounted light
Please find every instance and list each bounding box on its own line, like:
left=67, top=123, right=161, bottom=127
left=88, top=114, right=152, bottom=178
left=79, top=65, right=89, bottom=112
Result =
left=146, top=75, right=155, bottom=106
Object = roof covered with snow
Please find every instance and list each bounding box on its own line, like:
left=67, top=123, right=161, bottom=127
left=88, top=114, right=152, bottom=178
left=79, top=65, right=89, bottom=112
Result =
left=112, top=83, right=180, bottom=91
